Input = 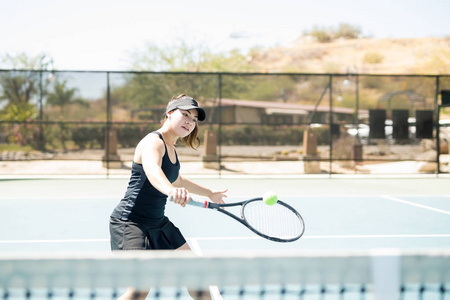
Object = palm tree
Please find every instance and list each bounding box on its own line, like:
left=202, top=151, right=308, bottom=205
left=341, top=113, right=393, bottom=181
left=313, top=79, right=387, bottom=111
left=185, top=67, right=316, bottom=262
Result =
left=46, top=80, right=78, bottom=114
left=46, top=80, right=86, bottom=151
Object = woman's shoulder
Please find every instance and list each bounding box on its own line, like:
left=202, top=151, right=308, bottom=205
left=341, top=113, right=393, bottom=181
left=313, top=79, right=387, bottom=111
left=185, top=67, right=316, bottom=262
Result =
left=141, top=131, right=162, bottom=142
left=134, top=132, right=165, bottom=162
left=137, top=132, right=163, bottom=149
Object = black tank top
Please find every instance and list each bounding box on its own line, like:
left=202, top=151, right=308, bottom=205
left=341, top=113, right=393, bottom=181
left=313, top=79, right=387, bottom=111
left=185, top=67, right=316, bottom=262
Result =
left=110, top=132, right=180, bottom=225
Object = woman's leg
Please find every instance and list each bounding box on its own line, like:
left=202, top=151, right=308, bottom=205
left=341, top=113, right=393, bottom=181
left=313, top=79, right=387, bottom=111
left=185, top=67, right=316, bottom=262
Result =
left=176, top=243, right=213, bottom=300
left=110, top=219, right=150, bottom=300
left=117, top=289, right=149, bottom=300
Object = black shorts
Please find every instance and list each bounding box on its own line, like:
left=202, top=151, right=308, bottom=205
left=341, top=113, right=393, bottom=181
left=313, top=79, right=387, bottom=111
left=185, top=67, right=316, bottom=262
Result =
left=109, top=217, right=186, bottom=250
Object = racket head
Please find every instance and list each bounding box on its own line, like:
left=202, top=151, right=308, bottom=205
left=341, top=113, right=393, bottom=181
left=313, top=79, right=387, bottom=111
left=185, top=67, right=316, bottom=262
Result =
left=241, top=198, right=305, bottom=242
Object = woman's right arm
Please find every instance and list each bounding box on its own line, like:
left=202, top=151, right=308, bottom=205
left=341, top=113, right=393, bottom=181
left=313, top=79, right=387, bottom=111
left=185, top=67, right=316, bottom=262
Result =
left=139, top=135, right=190, bottom=206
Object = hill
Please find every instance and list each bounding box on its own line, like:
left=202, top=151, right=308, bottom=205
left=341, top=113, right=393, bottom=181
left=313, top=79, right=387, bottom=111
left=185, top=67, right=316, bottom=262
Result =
left=251, top=37, right=450, bottom=75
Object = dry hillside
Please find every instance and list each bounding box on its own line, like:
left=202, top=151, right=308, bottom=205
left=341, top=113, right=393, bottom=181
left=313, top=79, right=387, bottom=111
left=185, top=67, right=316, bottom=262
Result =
left=251, top=37, right=450, bottom=75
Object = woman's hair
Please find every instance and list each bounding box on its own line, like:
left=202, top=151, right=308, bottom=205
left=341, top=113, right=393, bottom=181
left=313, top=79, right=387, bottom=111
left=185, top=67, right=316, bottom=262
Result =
left=162, top=94, right=201, bottom=150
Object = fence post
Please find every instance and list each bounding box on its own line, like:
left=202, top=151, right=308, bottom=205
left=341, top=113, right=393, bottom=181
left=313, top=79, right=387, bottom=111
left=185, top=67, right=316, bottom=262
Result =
left=303, top=128, right=320, bottom=173
left=103, top=72, right=121, bottom=171
left=102, top=127, right=121, bottom=168
left=202, top=130, right=219, bottom=169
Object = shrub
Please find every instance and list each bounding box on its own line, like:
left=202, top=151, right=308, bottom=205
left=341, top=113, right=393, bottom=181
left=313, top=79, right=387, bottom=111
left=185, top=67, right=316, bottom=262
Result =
left=116, top=124, right=159, bottom=148
left=335, top=23, right=362, bottom=39
left=309, top=26, right=333, bottom=43
left=305, top=23, right=362, bottom=43
left=71, top=126, right=104, bottom=149
left=216, top=125, right=330, bottom=146
left=363, top=52, right=384, bottom=64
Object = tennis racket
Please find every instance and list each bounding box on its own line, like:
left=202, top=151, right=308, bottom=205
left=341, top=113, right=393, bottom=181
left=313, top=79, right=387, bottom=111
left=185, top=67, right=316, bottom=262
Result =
left=171, top=197, right=305, bottom=243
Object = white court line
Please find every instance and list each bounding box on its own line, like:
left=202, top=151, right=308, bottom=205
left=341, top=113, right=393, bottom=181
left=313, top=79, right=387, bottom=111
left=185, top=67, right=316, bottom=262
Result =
left=381, top=195, right=450, bottom=216
left=302, top=234, right=450, bottom=239
left=189, top=239, right=204, bottom=256
left=189, top=239, right=223, bottom=300
left=0, top=239, right=109, bottom=244
left=189, top=234, right=450, bottom=240
left=2, top=234, right=450, bottom=245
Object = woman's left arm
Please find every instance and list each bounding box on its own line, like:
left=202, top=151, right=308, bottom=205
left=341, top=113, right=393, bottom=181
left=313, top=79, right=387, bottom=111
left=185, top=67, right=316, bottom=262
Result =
left=173, top=175, right=227, bottom=204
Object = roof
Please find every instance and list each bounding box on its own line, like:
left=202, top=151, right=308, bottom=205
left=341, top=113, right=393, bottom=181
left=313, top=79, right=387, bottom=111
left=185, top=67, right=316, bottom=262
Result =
left=206, top=98, right=367, bottom=115
left=378, top=90, right=426, bottom=104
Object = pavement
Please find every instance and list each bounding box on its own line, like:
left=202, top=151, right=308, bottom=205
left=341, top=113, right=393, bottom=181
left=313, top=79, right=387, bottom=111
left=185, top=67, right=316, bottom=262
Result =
left=0, top=145, right=449, bottom=177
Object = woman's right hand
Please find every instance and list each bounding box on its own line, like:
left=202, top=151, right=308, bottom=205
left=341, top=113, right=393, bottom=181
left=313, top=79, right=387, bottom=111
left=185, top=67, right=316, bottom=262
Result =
left=169, top=188, right=191, bottom=207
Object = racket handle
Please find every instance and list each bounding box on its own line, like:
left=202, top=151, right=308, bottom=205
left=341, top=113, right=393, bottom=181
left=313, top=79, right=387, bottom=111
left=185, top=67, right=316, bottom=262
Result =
left=187, top=198, right=209, bottom=208
left=168, top=196, right=209, bottom=208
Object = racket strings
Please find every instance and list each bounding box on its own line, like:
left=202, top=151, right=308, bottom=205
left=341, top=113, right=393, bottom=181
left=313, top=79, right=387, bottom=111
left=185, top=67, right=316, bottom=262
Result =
left=243, top=201, right=303, bottom=239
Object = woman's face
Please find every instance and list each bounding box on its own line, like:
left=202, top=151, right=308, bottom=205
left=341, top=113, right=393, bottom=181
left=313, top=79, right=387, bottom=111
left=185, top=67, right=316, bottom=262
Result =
left=169, top=109, right=199, bottom=137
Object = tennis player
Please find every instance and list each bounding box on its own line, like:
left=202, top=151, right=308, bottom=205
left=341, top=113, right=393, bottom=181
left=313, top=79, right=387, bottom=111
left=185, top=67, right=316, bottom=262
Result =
left=110, top=94, right=227, bottom=300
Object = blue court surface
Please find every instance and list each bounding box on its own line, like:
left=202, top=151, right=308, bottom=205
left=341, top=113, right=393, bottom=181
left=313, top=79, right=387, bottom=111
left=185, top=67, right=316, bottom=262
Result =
left=1, top=176, right=449, bottom=254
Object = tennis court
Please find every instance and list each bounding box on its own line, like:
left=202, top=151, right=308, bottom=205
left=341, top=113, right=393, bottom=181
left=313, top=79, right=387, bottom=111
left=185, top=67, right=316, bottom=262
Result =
left=0, top=176, right=449, bottom=299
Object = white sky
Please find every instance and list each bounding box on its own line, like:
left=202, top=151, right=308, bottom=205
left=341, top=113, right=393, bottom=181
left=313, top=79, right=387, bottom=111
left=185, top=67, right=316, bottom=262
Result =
left=1, top=0, right=449, bottom=71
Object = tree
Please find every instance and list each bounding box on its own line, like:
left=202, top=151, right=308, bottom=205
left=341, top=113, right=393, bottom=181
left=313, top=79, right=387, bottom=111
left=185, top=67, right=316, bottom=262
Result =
left=0, top=53, right=53, bottom=115
left=129, top=41, right=207, bottom=71
left=304, top=23, right=362, bottom=43
left=46, top=80, right=82, bottom=114
left=0, top=53, right=56, bottom=151
left=128, top=40, right=258, bottom=73
left=305, top=26, right=334, bottom=43
left=0, top=103, right=38, bottom=122
left=0, top=52, right=45, bottom=69
left=45, top=80, right=90, bottom=151
left=117, top=41, right=264, bottom=120
left=335, top=23, right=362, bottom=39
left=0, top=70, right=39, bottom=106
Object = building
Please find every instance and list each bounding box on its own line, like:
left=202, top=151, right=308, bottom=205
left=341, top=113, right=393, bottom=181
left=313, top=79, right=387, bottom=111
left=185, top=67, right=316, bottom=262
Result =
left=203, top=98, right=367, bottom=125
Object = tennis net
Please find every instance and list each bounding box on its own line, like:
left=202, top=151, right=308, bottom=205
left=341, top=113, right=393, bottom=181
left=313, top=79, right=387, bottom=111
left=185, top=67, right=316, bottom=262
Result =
left=0, top=249, right=449, bottom=300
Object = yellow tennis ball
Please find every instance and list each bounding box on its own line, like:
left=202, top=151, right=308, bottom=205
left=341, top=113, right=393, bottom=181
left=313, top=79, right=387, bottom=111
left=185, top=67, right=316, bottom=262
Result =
left=263, top=191, right=278, bottom=205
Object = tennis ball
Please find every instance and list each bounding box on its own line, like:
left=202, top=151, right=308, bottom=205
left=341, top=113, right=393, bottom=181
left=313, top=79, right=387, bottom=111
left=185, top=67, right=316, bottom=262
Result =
left=263, top=191, right=278, bottom=206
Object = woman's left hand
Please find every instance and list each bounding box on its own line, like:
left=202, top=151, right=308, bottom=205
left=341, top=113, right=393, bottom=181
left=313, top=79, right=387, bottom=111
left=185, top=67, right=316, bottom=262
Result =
left=209, top=189, right=228, bottom=204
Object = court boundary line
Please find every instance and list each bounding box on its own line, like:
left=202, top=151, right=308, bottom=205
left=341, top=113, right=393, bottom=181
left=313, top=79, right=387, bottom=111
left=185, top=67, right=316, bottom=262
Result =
left=0, top=239, right=109, bottom=244
left=189, top=239, right=223, bottom=300
left=2, top=173, right=450, bottom=180
left=381, top=195, right=450, bottom=215
left=3, top=194, right=450, bottom=202
left=278, top=194, right=450, bottom=198
left=189, top=234, right=450, bottom=240
left=2, top=234, right=450, bottom=244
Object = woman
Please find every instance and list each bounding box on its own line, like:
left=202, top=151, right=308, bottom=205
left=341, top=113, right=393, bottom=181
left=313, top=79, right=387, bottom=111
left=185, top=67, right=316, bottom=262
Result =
left=110, top=94, right=227, bottom=300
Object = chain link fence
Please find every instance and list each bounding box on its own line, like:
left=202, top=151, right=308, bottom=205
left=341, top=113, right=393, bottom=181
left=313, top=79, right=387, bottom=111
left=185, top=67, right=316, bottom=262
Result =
left=0, top=70, right=449, bottom=176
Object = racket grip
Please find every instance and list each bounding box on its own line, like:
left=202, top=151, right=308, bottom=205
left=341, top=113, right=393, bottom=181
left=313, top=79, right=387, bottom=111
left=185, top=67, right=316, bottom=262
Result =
left=168, top=196, right=209, bottom=208
left=187, top=199, right=209, bottom=208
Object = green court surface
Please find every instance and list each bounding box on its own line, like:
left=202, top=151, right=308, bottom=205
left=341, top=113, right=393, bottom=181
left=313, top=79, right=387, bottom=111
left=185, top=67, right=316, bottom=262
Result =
left=0, top=177, right=449, bottom=254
